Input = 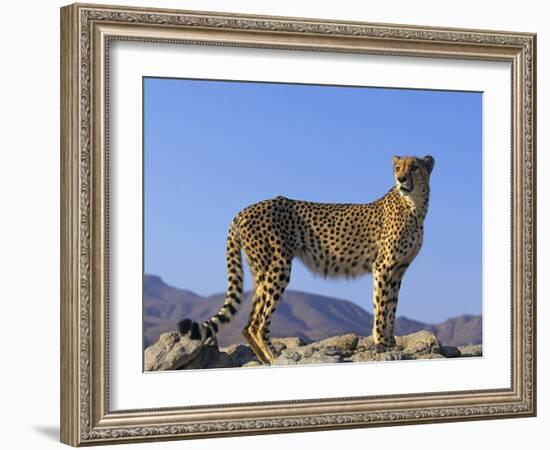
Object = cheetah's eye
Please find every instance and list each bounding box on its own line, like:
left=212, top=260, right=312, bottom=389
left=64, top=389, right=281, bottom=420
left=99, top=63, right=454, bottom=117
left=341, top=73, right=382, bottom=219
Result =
left=411, top=165, right=419, bottom=172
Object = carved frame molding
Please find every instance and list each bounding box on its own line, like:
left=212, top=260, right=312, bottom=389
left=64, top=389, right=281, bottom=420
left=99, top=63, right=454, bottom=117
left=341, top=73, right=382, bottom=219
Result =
left=61, top=3, right=536, bottom=446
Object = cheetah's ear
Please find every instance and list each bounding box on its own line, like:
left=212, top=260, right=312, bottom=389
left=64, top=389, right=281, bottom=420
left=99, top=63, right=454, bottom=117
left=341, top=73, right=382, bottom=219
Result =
left=423, top=155, right=435, bottom=174
left=392, top=155, right=402, bottom=166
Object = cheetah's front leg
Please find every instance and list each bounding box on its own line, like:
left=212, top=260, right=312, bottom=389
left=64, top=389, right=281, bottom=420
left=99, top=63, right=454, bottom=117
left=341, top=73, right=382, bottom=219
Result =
left=372, top=264, right=405, bottom=352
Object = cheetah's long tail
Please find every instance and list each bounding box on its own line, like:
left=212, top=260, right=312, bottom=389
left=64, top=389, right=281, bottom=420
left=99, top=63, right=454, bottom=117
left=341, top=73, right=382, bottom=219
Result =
left=177, top=221, right=244, bottom=345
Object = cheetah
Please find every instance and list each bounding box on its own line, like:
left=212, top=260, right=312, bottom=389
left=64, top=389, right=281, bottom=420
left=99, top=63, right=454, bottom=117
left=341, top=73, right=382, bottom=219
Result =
left=178, top=155, right=435, bottom=365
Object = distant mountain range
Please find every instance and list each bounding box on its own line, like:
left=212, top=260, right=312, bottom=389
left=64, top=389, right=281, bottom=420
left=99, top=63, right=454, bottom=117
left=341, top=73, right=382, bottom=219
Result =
left=143, top=274, right=482, bottom=349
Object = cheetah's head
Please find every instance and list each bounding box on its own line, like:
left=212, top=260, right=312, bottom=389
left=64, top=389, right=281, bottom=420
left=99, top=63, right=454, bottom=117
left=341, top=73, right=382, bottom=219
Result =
left=392, top=155, right=435, bottom=196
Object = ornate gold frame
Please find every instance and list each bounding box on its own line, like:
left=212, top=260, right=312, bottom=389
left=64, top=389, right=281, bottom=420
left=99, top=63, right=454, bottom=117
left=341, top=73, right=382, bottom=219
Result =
left=60, top=3, right=536, bottom=446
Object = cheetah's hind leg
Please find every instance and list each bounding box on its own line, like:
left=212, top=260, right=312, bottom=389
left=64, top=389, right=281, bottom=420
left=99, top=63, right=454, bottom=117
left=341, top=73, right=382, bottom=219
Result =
left=242, top=327, right=274, bottom=365
left=241, top=287, right=272, bottom=364
left=241, top=285, right=280, bottom=365
left=242, top=254, right=291, bottom=365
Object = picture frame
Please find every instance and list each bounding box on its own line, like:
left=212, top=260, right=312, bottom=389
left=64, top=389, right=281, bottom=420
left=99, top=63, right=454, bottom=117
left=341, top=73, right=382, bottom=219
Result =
left=60, top=2, right=536, bottom=446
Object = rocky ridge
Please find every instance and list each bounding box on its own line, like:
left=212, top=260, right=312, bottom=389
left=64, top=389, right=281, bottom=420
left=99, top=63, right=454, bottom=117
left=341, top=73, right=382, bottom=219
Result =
left=144, top=330, right=482, bottom=371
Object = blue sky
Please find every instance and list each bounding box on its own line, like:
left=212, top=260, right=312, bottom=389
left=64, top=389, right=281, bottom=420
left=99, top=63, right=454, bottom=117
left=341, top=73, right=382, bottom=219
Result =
left=144, top=77, right=482, bottom=324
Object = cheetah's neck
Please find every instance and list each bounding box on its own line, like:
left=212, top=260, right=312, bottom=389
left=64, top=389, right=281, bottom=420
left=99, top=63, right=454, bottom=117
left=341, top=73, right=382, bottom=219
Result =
left=393, top=186, right=430, bottom=222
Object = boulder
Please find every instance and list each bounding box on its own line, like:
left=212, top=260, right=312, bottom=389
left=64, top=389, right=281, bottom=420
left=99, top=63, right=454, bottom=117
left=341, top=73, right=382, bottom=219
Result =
left=219, top=344, right=259, bottom=366
left=415, top=353, right=446, bottom=360
left=273, top=333, right=358, bottom=365
left=144, top=332, right=204, bottom=371
left=349, top=350, right=407, bottom=362
left=458, top=345, right=483, bottom=357
left=399, top=330, right=441, bottom=355
left=316, top=333, right=359, bottom=355
left=180, top=345, right=237, bottom=370
left=440, top=346, right=462, bottom=358
left=242, top=361, right=262, bottom=368
left=272, top=337, right=306, bottom=352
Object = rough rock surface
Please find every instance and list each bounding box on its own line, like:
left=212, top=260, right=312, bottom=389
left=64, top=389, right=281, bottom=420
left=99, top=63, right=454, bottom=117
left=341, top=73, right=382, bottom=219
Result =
left=458, top=345, right=483, bottom=357
left=145, top=330, right=482, bottom=371
left=144, top=332, right=204, bottom=371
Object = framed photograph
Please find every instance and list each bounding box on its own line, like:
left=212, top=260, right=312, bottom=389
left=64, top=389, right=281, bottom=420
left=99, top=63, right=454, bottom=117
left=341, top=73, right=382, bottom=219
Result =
left=60, top=3, right=536, bottom=446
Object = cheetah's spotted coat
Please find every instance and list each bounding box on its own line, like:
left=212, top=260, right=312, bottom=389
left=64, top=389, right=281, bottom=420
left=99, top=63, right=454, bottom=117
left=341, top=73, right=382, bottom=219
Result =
left=179, top=155, right=435, bottom=364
